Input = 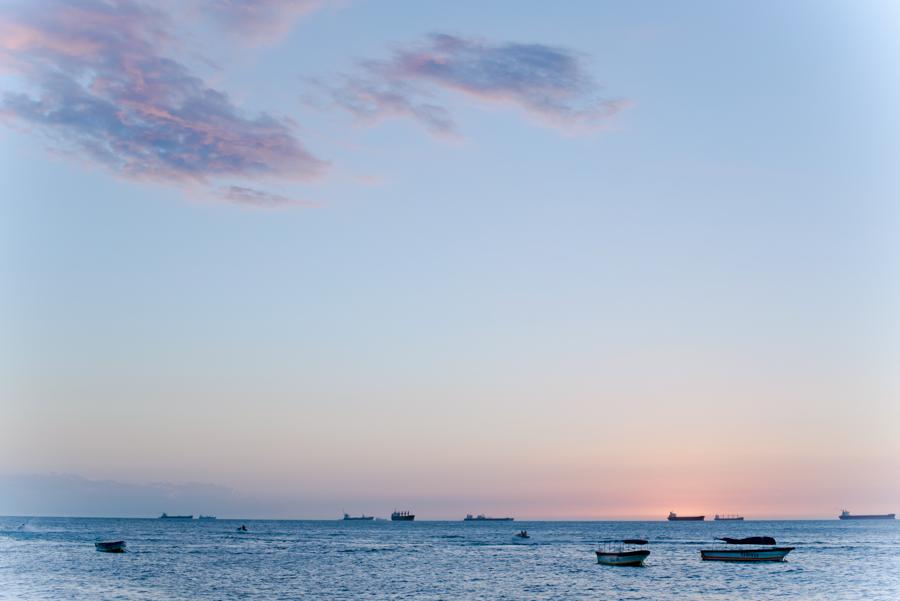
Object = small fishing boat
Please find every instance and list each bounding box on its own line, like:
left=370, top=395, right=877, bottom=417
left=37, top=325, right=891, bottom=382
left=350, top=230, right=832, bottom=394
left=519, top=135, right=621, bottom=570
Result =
left=95, top=540, right=126, bottom=553
left=701, top=535, right=793, bottom=562
left=596, top=539, right=650, bottom=566
left=668, top=512, right=704, bottom=521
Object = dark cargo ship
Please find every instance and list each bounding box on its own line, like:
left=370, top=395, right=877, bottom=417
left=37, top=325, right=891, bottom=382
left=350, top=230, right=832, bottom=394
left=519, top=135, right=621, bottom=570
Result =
left=159, top=513, right=193, bottom=519
left=668, top=511, right=704, bottom=521
left=343, top=513, right=374, bottom=521
left=839, top=510, right=895, bottom=520
left=464, top=514, right=514, bottom=521
left=391, top=510, right=415, bottom=521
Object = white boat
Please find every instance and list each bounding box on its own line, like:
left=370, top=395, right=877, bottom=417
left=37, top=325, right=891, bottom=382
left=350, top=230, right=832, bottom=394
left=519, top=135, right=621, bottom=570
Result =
left=700, top=547, right=793, bottom=562
left=595, top=539, right=650, bottom=566
left=701, top=536, right=793, bottom=562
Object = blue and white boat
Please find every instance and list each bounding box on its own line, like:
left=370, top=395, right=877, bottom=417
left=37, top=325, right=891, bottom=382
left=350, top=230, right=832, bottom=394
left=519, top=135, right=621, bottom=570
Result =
left=595, top=539, right=650, bottom=566
left=701, top=536, right=793, bottom=562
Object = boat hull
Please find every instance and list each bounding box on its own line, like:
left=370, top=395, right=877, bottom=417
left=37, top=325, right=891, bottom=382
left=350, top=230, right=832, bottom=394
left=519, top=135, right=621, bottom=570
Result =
left=714, top=517, right=744, bottom=521
left=596, top=550, right=650, bottom=566
left=668, top=516, right=705, bottom=521
left=343, top=516, right=374, bottom=521
left=464, top=517, right=514, bottom=521
left=391, top=515, right=415, bottom=521
left=839, top=514, right=895, bottom=520
left=700, top=547, right=794, bottom=562
left=95, top=540, right=126, bottom=553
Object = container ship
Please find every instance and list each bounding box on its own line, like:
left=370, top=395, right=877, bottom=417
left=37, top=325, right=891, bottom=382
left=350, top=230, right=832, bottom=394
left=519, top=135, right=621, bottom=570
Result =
left=838, top=510, right=895, bottom=520
left=391, top=510, right=415, bottom=521
left=668, top=512, right=705, bottom=521
left=464, top=514, right=514, bottom=521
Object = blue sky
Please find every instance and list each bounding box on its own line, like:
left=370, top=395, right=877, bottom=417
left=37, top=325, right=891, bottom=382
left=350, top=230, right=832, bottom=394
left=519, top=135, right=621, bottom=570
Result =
left=1, top=1, right=898, bottom=518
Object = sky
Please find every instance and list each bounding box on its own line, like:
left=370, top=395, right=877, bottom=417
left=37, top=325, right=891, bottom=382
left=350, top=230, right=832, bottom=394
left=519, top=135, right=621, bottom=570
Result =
left=1, top=0, right=898, bottom=519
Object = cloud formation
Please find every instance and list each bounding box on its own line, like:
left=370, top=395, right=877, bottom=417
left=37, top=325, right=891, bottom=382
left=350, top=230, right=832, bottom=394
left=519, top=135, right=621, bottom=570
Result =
left=320, top=33, right=626, bottom=134
left=220, top=185, right=317, bottom=208
left=199, top=0, right=325, bottom=43
left=0, top=0, right=325, bottom=194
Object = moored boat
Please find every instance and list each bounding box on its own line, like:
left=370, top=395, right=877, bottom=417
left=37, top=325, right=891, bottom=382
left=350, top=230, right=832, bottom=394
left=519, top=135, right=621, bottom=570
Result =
left=701, top=535, right=793, bottom=562
left=464, top=513, right=514, bottom=521
left=668, top=512, right=704, bottom=521
left=700, top=547, right=794, bottom=562
left=343, top=513, right=374, bottom=521
left=596, top=539, right=650, bottom=566
left=391, top=510, right=415, bottom=521
left=838, top=510, right=895, bottom=520
left=95, top=540, right=126, bottom=553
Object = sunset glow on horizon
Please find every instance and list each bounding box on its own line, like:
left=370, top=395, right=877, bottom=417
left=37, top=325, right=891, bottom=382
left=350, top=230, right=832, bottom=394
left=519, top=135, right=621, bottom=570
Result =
left=1, top=0, right=898, bottom=520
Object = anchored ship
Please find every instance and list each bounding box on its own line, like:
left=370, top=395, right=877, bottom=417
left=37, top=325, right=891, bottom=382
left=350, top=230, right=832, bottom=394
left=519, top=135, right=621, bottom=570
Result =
left=668, top=512, right=705, bottom=521
left=464, top=514, right=514, bottom=521
left=391, top=510, right=415, bottom=521
left=838, top=510, right=895, bottom=520
left=714, top=514, right=744, bottom=521
left=159, top=513, right=193, bottom=519
left=198, top=515, right=216, bottom=520
left=342, top=513, right=374, bottom=521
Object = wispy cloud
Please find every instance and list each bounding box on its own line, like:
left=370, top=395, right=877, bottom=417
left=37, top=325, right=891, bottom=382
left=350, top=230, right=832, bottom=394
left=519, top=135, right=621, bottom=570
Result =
left=317, top=33, right=626, bottom=134
left=219, top=185, right=318, bottom=208
left=197, top=0, right=326, bottom=44
left=0, top=0, right=325, bottom=200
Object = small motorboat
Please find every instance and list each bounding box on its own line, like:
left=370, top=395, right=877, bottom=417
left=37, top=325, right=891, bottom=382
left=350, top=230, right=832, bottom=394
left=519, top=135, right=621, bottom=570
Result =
left=595, top=539, right=650, bottom=566
left=514, top=530, right=530, bottom=539
left=701, top=536, right=793, bottom=562
left=95, top=540, right=126, bottom=553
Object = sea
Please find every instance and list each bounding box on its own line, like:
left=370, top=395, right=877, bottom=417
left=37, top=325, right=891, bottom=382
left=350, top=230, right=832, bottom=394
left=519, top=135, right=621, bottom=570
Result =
left=1, top=517, right=898, bottom=600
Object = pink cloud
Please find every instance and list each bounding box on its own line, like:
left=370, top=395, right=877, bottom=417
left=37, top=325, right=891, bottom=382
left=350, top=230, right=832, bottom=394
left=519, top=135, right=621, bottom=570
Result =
left=0, top=0, right=326, bottom=202
left=317, top=33, right=627, bottom=134
left=198, top=0, right=328, bottom=44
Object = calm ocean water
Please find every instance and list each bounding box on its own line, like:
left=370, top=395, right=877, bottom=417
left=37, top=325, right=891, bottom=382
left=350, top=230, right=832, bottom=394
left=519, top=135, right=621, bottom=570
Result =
left=1, top=517, right=898, bottom=600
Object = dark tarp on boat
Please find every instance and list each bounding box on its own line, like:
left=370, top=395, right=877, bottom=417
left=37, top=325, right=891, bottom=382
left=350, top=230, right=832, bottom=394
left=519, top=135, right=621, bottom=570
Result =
left=716, top=536, right=776, bottom=545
